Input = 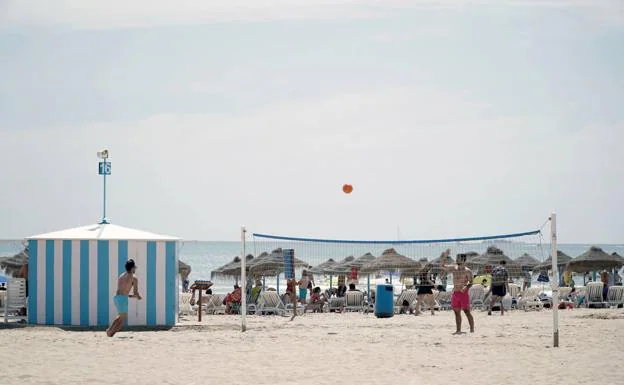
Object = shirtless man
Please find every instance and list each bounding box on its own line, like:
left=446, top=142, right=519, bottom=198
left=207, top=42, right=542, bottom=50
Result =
left=440, top=250, right=475, bottom=334
left=106, top=259, right=142, bottom=337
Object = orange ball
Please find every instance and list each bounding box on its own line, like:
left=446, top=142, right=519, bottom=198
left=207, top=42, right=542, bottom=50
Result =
left=342, top=184, right=353, bottom=194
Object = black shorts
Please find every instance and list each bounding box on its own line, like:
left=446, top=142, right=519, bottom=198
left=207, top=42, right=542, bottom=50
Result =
left=491, top=285, right=506, bottom=297
left=418, top=286, right=434, bottom=295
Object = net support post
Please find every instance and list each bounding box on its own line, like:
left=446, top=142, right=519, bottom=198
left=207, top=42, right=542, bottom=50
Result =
left=241, top=226, right=247, bottom=332
left=550, top=212, right=559, bottom=347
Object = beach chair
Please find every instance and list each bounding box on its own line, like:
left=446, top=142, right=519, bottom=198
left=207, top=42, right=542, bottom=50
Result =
left=205, top=294, right=226, bottom=315
left=606, top=286, right=624, bottom=308
left=179, top=292, right=195, bottom=316
left=256, top=291, right=286, bottom=315
left=585, top=282, right=607, bottom=308
left=4, top=278, right=27, bottom=322
left=285, top=301, right=306, bottom=315
left=328, top=297, right=345, bottom=312
left=508, top=283, right=521, bottom=309
left=517, top=287, right=543, bottom=311
left=393, top=290, right=417, bottom=314
left=435, top=291, right=452, bottom=311
left=245, top=291, right=261, bottom=315
left=469, top=285, right=486, bottom=310
left=558, top=287, right=572, bottom=301
left=344, top=291, right=366, bottom=312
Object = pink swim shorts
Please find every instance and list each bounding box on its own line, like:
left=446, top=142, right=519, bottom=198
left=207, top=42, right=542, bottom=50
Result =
left=451, top=290, right=470, bottom=310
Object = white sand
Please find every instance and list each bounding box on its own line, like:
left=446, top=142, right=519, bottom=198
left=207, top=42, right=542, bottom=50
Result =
left=2, top=308, right=623, bottom=385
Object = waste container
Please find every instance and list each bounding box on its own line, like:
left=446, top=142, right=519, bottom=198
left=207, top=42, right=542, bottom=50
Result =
left=375, top=283, right=394, bottom=318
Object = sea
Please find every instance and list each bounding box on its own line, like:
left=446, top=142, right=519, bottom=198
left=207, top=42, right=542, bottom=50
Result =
left=2, top=240, right=623, bottom=295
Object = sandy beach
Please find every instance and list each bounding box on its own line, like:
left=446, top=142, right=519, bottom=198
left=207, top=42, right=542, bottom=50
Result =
left=2, top=308, right=623, bottom=385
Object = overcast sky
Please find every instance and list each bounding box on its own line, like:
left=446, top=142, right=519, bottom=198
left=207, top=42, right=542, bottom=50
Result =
left=1, top=1, right=622, bottom=243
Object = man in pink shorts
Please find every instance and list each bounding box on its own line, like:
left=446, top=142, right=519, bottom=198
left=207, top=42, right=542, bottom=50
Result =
left=441, top=250, right=474, bottom=334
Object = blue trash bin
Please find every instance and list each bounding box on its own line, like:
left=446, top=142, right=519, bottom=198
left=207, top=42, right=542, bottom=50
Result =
left=375, top=283, right=394, bottom=318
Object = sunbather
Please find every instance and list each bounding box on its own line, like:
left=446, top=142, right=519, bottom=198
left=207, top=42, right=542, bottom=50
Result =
left=224, top=285, right=242, bottom=314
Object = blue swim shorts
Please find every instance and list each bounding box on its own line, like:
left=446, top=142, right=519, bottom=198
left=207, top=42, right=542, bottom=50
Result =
left=299, top=288, right=307, bottom=300
left=113, top=295, right=129, bottom=315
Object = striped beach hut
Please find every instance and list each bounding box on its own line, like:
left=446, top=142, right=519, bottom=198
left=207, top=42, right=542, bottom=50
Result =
left=26, top=223, right=180, bottom=327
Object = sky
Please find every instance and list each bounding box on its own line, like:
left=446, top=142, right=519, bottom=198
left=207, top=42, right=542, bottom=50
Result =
left=0, top=1, right=623, bottom=243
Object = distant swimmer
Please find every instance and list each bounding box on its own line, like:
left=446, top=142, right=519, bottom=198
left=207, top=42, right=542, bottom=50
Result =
left=440, top=250, right=474, bottom=334
left=106, top=259, right=142, bottom=337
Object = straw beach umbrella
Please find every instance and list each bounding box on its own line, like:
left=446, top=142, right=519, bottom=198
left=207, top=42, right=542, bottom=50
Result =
left=248, top=249, right=309, bottom=293
left=514, top=253, right=540, bottom=270
left=566, top=246, right=624, bottom=273
left=611, top=252, right=624, bottom=265
left=0, top=248, right=29, bottom=278
left=326, top=256, right=356, bottom=275
left=534, top=250, right=572, bottom=271
left=468, top=246, right=523, bottom=278
left=360, top=248, right=421, bottom=277
left=248, top=248, right=309, bottom=277
left=310, top=258, right=338, bottom=275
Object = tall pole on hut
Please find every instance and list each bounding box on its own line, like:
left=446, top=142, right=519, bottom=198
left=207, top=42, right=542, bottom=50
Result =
left=97, top=149, right=111, bottom=224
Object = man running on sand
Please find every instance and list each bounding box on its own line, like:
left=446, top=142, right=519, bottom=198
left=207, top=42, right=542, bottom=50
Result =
left=440, top=250, right=475, bottom=334
left=106, top=259, right=142, bottom=337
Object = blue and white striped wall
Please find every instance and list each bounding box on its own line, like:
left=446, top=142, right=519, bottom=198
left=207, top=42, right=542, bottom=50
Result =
left=27, top=239, right=178, bottom=327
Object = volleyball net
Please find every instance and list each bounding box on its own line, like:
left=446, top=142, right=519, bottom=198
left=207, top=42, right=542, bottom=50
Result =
left=244, top=226, right=552, bottom=297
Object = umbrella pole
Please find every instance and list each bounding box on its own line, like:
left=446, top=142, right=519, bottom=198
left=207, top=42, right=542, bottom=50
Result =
left=367, top=275, right=370, bottom=304
left=275, top=275, right=278, bottom=295
left=329, top=275, right=332, bottom=290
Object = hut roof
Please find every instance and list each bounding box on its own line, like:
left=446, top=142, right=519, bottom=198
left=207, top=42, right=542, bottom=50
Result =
left=27, top=223, right=179, bottom=241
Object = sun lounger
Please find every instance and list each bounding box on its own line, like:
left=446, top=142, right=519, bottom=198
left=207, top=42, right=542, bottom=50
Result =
left=606, top=286, right=624, bottom=308
left=585, top=282, right=607, bottom=308
left=508, top=283, right=521, bottom=309
left=393, top=290, right=417, bottom=314
left=344, top=291, right=366, bottom=312
left=435, top=291, right=452, bottom=311
left=469, top=285, right=486, bottom=310
left=205, top=294, right=226, bottom=315
left=3, top=278, right=27, bottom=322
left=256, top=291, right=286, bottom=315
left=179, top=292, right=195, bottom=316
left=517, top=287, right=543, bottom=311
left=328, top=297, right=345, bottom=312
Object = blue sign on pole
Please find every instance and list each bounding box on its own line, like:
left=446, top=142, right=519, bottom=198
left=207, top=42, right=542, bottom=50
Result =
left=98, top=161, right=111, bottom=175
left=283, top=249, right=295, bottom=279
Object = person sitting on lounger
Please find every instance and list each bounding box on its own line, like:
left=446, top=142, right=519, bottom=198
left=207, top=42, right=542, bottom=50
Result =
left=305, top=287, right=325, bottom=313
left=224, top=285, right=242, bottom=314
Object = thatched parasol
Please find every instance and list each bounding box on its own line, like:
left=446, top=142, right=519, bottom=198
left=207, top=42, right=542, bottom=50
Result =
left=611, top=252, right=624, bottom=265
left=534, top=250, right=572, bottom=271
left=310, top=258, right=339, bottom=275
left=211, top=254, right=255, bottom=279
left=326, top=255, right=357, bottom=274
left=514, top=253, right=540, bottom=269
left=248, top=248, right=310, bottom=277
left=0, top=248, right=29, bottom=278
left=566, top=246, right=624, bottom=273
left=467, top=246, right=523, bottom=278
left=360, top=248, right=421, bottom=275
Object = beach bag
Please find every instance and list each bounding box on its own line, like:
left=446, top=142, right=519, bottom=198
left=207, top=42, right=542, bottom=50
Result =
left=491, top=266, right=506, bottom=285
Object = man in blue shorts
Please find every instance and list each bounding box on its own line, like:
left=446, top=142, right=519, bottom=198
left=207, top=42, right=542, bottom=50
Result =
left=106, top=259, right=142, bottom=337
